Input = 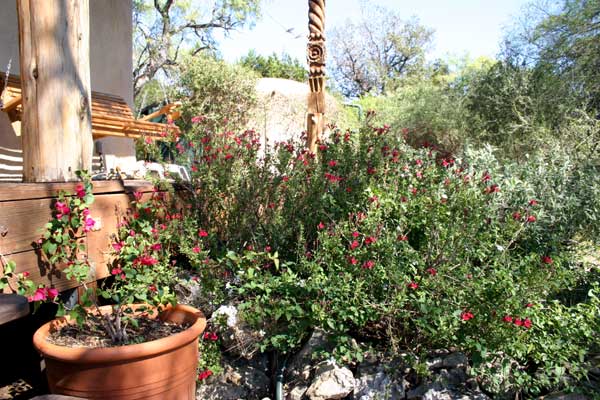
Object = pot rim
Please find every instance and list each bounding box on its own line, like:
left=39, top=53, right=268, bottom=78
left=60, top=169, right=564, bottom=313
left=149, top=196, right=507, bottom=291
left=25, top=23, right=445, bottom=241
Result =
left=33, top=304, right=206, bottom=364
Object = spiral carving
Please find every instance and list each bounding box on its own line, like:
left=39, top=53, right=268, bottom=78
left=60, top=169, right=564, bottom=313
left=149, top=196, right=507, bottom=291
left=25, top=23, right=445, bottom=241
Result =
left=307, top=0, right=326, bottom=91
left=308, top=0, right=325, bottom=39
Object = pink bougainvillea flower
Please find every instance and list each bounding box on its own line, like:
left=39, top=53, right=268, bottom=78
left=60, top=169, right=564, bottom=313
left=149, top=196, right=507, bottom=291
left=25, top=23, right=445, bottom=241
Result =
left=319, top=144, right=328, bottom=151
left=426, top=267, right=437, bottom=276
left=198, top=229, right=209, bottom=237
left=408, top=282, right=418, bottom=290
left=541, top=255, right=553, bottom=265
left=461, top=311, right=474, bottom=321
left=369, top=196, right=378, bottom=203
left=111, top=267, right=123, bottom=275
left=75, top=183, right=86, bottom=199
left=350, top=240, right=360, bottom=250
left=525, top=302, right=534, bottom=308
left=415, top=159, right=423, bottom=166
left=317, top=222, right=326, bottom=230
left=28, top=288, right=47, bottom=302
left=55, top=201, right=70, bottom=216
left=144, top=136, right=153, bottom=144
left=328, top=160, right=338, bottom=167
left=148, top=285, right=157, bottom=292
left=397, top=234, right=408, bottom=242
left=481, top=172, right=491, bottom=182
left=191, top=115, right=206, bottom=124
left=514, top=318, right=523, bottom=326
left=22, top=271, right=30, bottom=278
left=133, top=191, right=143, bottom=201
left=192, top=246, right=201, bottom=253
left=46, top=288, right=59, bottom=299
left=352, top=231, right=360, bottom=238
left=523, top=318, right=532, bottom=329
left=362, top=260, right=375, bottom=269
left=512, top=211, right=522, bottom=221
left=348, top=256, right=359, bottom=265
left=367, top=167, right=377, bottom=175
left=264, top=246, right=272, bottom=253
left=529, top=199, right=538, bottom=206
left=526, top=215, right=537, bottom=223
left=503, top=315, right=513, bottom=323
left=83, top=217, right=96, bottom=232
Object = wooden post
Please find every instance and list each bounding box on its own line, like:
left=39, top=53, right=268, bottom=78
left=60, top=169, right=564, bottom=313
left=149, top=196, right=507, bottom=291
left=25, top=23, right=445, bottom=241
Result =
left=307, top=0, right=326, bottom=154
left=17, top=0, right=93, bottom=182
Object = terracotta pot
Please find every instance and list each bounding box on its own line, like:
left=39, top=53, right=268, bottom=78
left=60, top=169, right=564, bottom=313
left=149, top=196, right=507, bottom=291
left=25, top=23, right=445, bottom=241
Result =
left=33, top=304, right=206, bottom=400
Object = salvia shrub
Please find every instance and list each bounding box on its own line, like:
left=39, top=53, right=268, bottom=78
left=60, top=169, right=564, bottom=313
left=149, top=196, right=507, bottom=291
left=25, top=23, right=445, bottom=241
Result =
left=144, top=113, right=600, bottom=396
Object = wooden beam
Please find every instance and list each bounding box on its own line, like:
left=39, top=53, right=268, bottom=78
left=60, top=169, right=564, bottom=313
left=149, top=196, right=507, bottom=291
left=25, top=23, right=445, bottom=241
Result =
left=307, top=0, right=326, bottom=154
left=16, top=0, right=93, bottom=182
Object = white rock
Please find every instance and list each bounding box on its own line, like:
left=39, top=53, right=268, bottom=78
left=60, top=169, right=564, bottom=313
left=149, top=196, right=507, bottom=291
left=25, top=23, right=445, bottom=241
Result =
left=306, top=360, right=355, bottom=400
left=213, top=305, right=238, bottom=327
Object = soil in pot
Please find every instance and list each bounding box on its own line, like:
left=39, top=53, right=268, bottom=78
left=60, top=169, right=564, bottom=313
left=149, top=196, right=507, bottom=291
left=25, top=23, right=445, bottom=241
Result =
left=34, top=304, right=206, bottom=400
left=47, top=313, right=190, bottom=348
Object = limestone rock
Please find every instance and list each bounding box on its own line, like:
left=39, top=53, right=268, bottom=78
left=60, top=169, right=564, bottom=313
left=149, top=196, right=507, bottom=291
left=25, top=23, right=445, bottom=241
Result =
left=353, top=369, right=405, bottom=400
left=287, top=329, right=332, bottom=382
left=305, top=360, right=355, bottom=400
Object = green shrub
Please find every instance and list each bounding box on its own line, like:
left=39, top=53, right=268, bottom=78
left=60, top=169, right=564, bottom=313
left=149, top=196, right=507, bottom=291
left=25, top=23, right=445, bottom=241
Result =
left=149, top=114, right=599, bottom=396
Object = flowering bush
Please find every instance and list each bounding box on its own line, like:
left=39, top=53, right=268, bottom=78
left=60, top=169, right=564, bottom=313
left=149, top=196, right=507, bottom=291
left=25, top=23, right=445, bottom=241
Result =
left=164, top=113, right=600, bottom=396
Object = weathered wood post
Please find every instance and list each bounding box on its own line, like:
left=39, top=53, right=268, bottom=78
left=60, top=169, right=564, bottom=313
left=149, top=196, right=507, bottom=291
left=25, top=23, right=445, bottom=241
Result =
left=307, top=0, right=326, bottom=154
left=17, top=0, right=93, bottom=182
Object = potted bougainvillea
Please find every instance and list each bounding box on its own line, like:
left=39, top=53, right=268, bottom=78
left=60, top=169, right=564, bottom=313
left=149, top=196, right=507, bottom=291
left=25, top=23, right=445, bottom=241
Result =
left=9, top=172, right=207, bottom=400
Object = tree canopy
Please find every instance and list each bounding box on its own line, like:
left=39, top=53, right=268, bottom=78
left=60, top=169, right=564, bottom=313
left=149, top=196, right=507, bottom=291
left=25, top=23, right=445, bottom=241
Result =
left=328, top=1, right=434, bottom=98
left=238, top=50, right=307, bottom=82
left=133, top=0, right=261, bottom=97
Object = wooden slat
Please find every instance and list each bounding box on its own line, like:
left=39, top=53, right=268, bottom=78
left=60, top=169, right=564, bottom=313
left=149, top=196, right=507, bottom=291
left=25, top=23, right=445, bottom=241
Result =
left=0, top=180, right=155, bottom=202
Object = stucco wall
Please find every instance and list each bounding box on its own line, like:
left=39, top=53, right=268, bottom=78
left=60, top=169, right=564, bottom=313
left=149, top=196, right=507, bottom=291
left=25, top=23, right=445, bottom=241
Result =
left=0, top=0, right=135, bottom=181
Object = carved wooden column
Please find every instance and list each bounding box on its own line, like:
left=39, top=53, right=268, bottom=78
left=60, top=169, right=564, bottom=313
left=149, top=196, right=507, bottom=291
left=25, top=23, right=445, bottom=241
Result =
left=17, top=0, right=93, bottom=182
left=307, top=0, right=326, bottom=154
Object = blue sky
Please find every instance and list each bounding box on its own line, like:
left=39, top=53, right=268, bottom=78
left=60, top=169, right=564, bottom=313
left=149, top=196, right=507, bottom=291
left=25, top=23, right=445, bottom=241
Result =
left=219, top=0, right=530, bottom=63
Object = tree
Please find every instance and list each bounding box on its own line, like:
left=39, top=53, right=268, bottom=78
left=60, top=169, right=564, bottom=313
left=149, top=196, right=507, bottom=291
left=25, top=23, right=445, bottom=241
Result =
left=503, top=0, right=600, bottom=114
left=329, top=1, right=434, bottom=98
left=238, top=50, right=307, bottom=81
left=133, top=0, right=261, bottom=97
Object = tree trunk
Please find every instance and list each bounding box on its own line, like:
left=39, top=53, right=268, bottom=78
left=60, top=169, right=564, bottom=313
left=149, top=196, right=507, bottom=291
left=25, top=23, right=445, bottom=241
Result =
left=17, top=0, right=93, bottom=182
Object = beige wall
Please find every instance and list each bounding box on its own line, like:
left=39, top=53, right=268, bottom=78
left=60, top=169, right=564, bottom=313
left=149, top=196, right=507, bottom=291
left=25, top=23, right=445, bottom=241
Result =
left=0, top=0, right=135, bottom=181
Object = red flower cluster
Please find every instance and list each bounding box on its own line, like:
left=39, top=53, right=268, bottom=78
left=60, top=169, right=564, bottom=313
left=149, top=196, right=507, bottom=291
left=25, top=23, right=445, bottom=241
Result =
left=504, top=315, right=532, bottom=329
left=362, top=260, right=375, bottom=269
left=134, top=255, right=158, bottom=267
left=541, top=255, right=553, bottom=265
left=461, top=311, right=474, bottom=321
left=198, top=369, right=213, bottom=381
left=364, top=236, right=377, bottom=245
left=203, top=331, right=218, bottom=341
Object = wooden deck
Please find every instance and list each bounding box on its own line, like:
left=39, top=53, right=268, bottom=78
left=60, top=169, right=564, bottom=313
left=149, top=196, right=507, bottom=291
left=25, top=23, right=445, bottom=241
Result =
left=0, top=180, right=156, bottom=292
